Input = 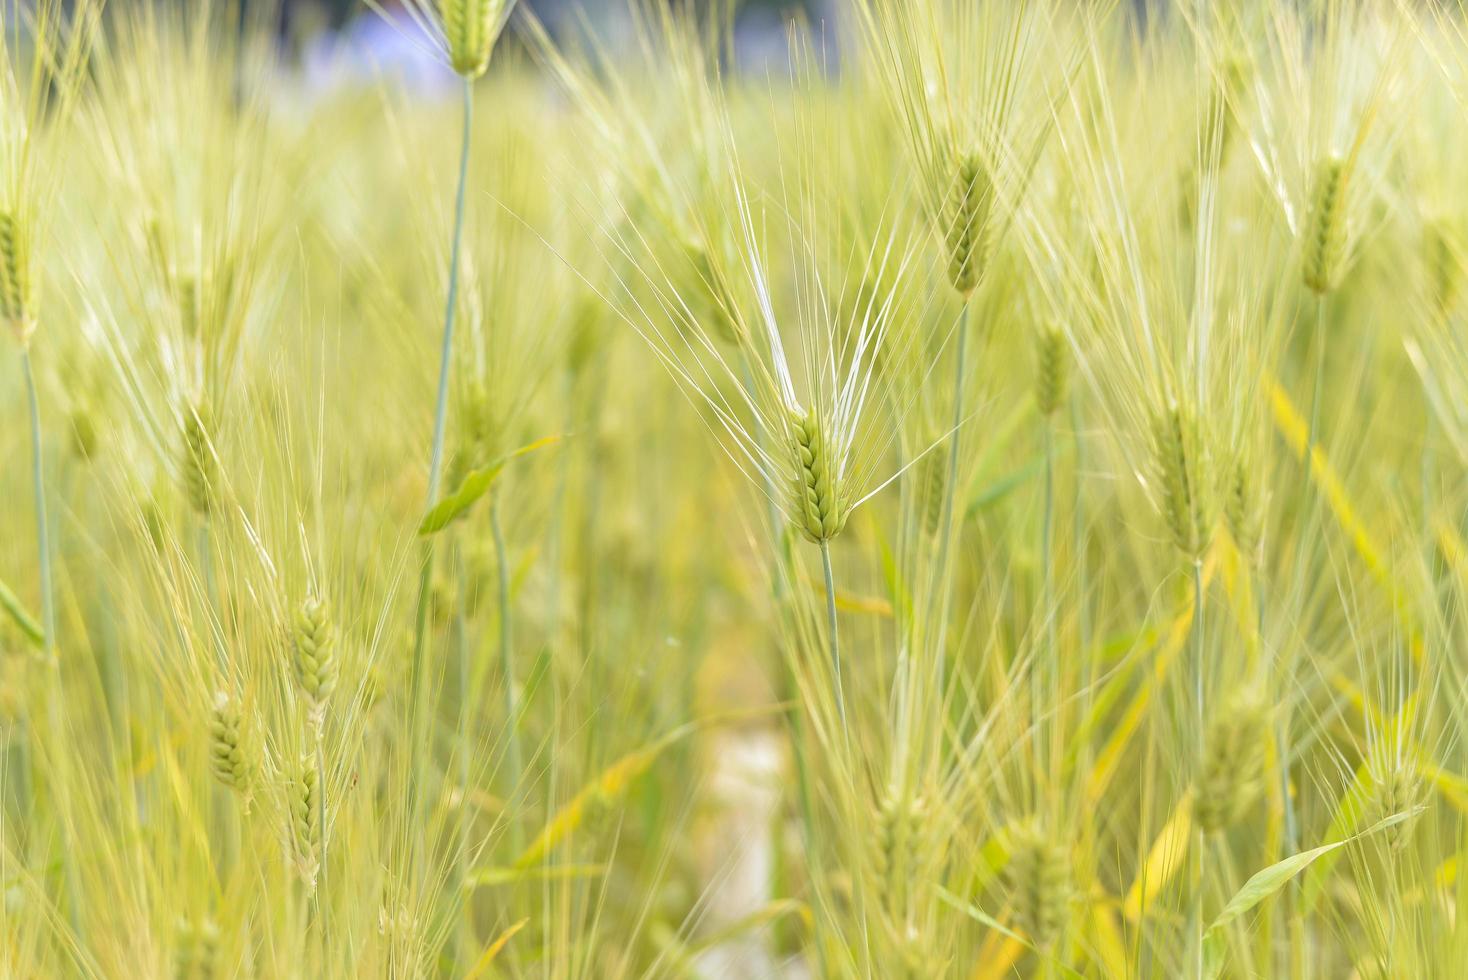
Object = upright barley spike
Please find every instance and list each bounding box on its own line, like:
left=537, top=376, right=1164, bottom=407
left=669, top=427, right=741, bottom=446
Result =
left=291, top=595, right=337, bottom=729
left=183, top=403, right=216, bottom=516
left=174, top=915, right=220, bottom=980
left=872, top=790, right=926, bottom=918
left=790, top=407, right=847, bottom=543
left=208, top=691, right=254, bottom=801
left=917, top=441, right=947, bottom=538
left=0, top=211, right=34, bottom=344
left=1302, top=156, right=1347, bottom=295
left=1150, top=403, right=1211, bottom=562
left=1373, top=759, right=1423, bottom=852
left=944, top=153, right=991, bottom=296
left=442, top=0, right=499, bottom=79
left=1035, top=324, right=1067, bottom=418
left=1225, top=453, right=1262, bottom=565
left=1194, top=694, right=1267, bottom=833
left=289, top=759, right=322, bottom=890
left=1004, top=819, right=1070, bottom=949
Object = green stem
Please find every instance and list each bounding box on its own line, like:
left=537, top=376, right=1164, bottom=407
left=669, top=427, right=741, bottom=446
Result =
left=22, top=349, right=78, bottom=932
left=1039, top=415, right=1055, bottom=784
left=406, top=76, right=475, bottom=858
left=315, top=728, right=328, bottom=956
left=931, top=302, right=970, bottom=692
left=491, top=496, right=522, bottom=855
left=1190, top=557, right=1206, bottom=980
left=22, top=351, right=55, bottom=655
left=819, top=539, right=847, bottom=737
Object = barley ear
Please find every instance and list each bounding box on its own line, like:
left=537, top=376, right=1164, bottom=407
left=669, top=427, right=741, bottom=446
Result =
left=1194, top=693, right=1267, bottom=833
left=289, top=759, right=322, bottom=890
left=790, top=407, right=847, bottom=543
left=944, top=153, right=991, bottom=297
left=182, top=402, right=216, bottom=516
left=291, top=595, right=337, bottom=730
left=1034, top=324, right=1067, bottom=417
left=174, top=915, right=220, bottom=980
left=1003, top=819, right=1071, bottom=949
left=1302, top=156, right=1347, bottom=295
left=1149, top=403, right=1212, bottom=562
left=0, top=211, right=35, bottom=345
left=442, top=0, right=498, bottom=79
left=208, top=690, right=255, bottom=804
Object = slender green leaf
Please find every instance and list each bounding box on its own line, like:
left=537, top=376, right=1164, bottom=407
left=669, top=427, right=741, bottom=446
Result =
left=0, top=575, right=43, bottom=648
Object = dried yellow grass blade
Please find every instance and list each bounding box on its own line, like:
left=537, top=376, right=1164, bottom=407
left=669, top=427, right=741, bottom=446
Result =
left=1124, top=790, right=1193, bottom=923
left=464, top=917, right=528, bottom=980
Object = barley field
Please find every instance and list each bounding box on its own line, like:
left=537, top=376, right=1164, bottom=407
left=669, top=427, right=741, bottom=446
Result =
left=5, top=0, right=1468, bottom=976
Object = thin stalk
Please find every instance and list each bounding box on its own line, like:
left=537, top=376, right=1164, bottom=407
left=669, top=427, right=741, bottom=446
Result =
left=452, top=543, right=472, bottom=961
left=819, top=539, right=847, bottom=738
left=1039, top=415, right=1055, bottom=784
left=22, top=349, right=78, bottom=931
left=406, top=76, right=475, bottom=852
left=491, top=496, right=522, bottom=855
left=315, top=727, right=328, bottom=955
left=931, top=301, right=970, bottom=690
left=1190, top=557, right=1206, bottom=980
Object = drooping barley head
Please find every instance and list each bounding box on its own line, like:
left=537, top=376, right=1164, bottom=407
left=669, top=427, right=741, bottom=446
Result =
left=208, top=691, right=254, bottom=801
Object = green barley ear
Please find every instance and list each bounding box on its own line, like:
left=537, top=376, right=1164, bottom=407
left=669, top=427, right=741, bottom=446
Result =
left=944, top=152, right=991, bottom=296
left=1372, top=760, right=1423, bottom=852
left=1003, top=819, right=1070, bottom=949
left=0, top=211, right=34, bottom=345
left=289, top=758, right=322, bottom=890
left=1034, top=324, right=1067, bottom=417
left=1302, top=156, right=1347, bottom=295
left=209, top=691, right=255, bottom=802
left=917, top=441, right=948, bottom=538
left=872, top=790, right=925, bottom=913
left=790, top=407, right=847, bottom=543
left=442, top=0, right=500, bottom=79
left=182, top=403, right=216, bottom=516
left=291, top=595, right=337, bottom=728
left=174, top=915, right=220, bottom=980
left=1150, top=403, right=1212, bottom=562
left=1224, top=452, right=1262, bottom=567
left=1194, top=693, right=1267, bottom=833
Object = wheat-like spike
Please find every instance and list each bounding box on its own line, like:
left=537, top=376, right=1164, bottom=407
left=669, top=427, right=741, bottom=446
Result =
left=1194, top=694, right=1267, bottom=833
left=441, top=0, right=497, bottom=79
left=182, top=403, right=216, bottom=516
left=790, top=407, right=848, bottom=543
left=1004, top=819, right=1070, bottom=949
left=1035, top=324, right=1067, bottom=417
left=0, top=211, right=35, bottom=344
left=871, top=790, right=926, bottom=912
left=208, top=691, right=254, bottom=800
left=289, top=759, right=322, bottom=890
left=1302, top=156, right=1347, bottom=295
left=1373, top=760, right=1424, bottom=853
left=1150, top=403, right=1211, bottom=562
left=917, top=441, right=947, bottom=538
left=174, top=915, right=220, bottom=980
left=944, top=153, right=991, bottom=296
left=1224, top=452, right=1262, bottom=566
left=292, top=595, right=337, bottom=728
